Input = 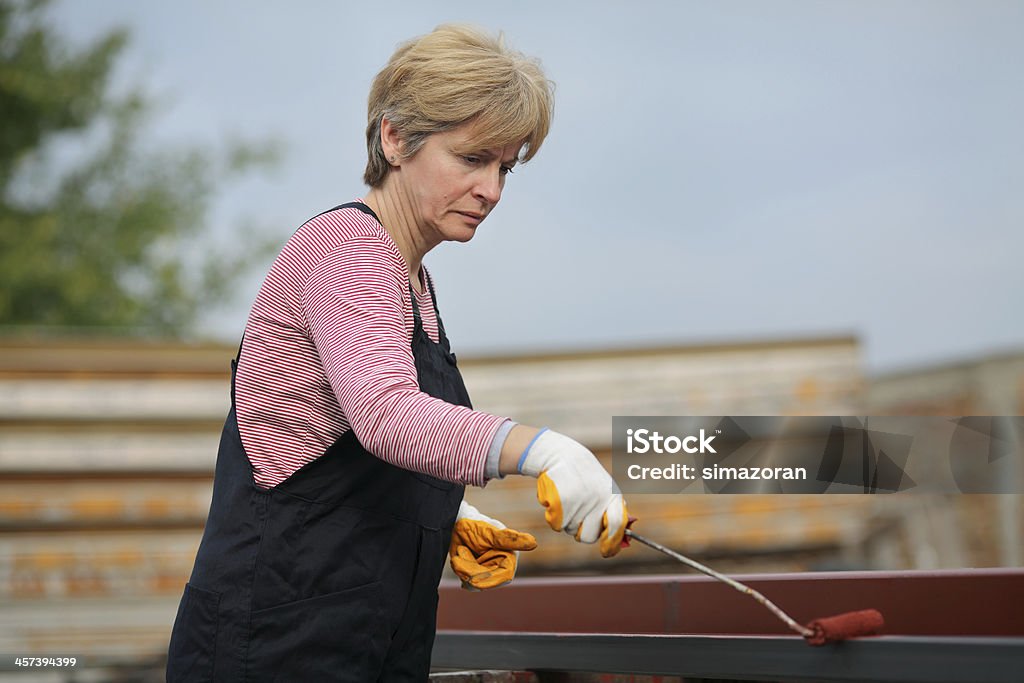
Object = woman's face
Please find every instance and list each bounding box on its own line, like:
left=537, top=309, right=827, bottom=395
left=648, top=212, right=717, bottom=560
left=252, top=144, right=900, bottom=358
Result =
left=393, top=123, right=521, bottom=244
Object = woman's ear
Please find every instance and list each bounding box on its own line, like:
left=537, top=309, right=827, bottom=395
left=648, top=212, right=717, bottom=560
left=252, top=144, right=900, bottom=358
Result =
left=380, top=116, right=402, bottom=166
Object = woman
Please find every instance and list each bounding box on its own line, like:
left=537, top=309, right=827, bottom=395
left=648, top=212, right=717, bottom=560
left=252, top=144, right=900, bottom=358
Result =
left=167, top=24, right=629, bottom=682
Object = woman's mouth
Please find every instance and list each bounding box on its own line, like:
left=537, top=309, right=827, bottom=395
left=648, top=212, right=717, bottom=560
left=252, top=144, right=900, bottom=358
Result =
left=456, top=211, right=484, bottom=225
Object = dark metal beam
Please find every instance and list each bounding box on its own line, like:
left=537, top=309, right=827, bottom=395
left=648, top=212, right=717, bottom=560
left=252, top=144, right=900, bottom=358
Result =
left=432, top=632, right=1024, bottom=683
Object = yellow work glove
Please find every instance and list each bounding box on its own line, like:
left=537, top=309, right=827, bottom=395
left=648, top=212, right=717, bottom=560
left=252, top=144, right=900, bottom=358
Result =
left=449, top=501, right=537, bottom=591
left=517, top=428, right=630, bottom=558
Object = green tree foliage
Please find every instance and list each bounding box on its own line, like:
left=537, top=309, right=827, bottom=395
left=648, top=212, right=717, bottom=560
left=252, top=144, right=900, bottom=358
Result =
left=0, top=0, right=280, bottom=336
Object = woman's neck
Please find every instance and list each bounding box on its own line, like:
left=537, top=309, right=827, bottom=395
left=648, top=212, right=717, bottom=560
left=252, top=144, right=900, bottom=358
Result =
left=363, top=184, right=439, bottom=293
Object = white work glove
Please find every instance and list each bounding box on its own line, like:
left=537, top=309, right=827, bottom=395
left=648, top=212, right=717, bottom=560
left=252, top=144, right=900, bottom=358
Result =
left=518, top=429, right=630, bottom=558
left=449, top=500, right=537, bottom=590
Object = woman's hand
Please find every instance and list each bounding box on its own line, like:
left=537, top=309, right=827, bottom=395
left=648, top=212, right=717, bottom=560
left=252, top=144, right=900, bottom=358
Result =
left=515, top=429, right=630, bottom=558
left=449, top=501, right=537, bottom=590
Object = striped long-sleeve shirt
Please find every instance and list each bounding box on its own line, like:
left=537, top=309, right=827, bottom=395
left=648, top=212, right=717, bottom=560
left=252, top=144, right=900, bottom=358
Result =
left=234, top=202, right=507, bottom=489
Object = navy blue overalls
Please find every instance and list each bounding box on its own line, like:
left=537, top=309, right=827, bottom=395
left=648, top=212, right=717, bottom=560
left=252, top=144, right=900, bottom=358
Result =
left=167, top=202, right=469, bottom=682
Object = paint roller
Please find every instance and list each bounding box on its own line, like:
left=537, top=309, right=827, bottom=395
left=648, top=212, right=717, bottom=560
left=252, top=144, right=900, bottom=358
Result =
left=624, top=528, right=884, bottom=645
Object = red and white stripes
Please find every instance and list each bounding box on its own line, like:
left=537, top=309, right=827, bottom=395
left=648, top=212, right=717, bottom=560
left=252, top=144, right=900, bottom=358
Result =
left=234, top=203, right=504, bottom=489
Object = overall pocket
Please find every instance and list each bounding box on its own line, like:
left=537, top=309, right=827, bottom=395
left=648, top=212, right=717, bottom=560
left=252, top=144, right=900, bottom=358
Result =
left=166, top=583, right=221, bottom=683
left=247, top=581, right=388, bottom=682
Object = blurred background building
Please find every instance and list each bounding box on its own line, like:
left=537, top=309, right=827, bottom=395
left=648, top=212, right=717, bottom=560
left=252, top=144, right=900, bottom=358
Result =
left=1, top=335, right=1021, bottom=674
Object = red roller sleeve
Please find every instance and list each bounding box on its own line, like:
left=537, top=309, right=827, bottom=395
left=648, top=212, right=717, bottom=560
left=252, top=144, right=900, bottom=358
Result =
left=804, top=609, right=885, bottom=645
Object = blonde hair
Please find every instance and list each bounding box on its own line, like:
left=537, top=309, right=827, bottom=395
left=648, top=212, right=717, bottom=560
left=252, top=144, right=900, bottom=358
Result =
left=363, top=24, right=555, bottom=187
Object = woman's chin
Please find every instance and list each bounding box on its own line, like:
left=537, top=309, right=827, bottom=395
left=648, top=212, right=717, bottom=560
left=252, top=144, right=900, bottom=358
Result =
left=443, top=225, right=479, bottom=243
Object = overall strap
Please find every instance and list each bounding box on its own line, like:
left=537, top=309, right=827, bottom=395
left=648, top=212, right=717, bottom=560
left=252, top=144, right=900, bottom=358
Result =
left=234, top=333, right=245, bottom=364
left=421, top=269, right=451, bottom=344
left=230, top=333, right=246, bottom=405
left=308, top=200, right=381, bottom=224
left=408, top=283, right=424, bottom=329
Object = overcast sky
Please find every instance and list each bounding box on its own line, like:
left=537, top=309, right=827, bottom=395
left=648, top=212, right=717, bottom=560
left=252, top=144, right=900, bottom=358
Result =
left=47, top=1, right=1024, bottom=373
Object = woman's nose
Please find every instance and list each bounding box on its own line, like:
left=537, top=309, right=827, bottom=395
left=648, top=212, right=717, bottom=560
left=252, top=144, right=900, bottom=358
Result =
left=473, top=169, right=502, bottom=205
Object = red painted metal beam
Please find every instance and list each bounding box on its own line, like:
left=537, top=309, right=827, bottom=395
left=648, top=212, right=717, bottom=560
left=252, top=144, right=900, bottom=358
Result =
left=437, top=569, right=1024, bottom=637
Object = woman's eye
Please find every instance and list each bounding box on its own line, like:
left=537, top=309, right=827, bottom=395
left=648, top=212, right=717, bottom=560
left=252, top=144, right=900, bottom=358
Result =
left=462, top=155, right=480, bottom=165
left=500, top=166, right=514, bottom=176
